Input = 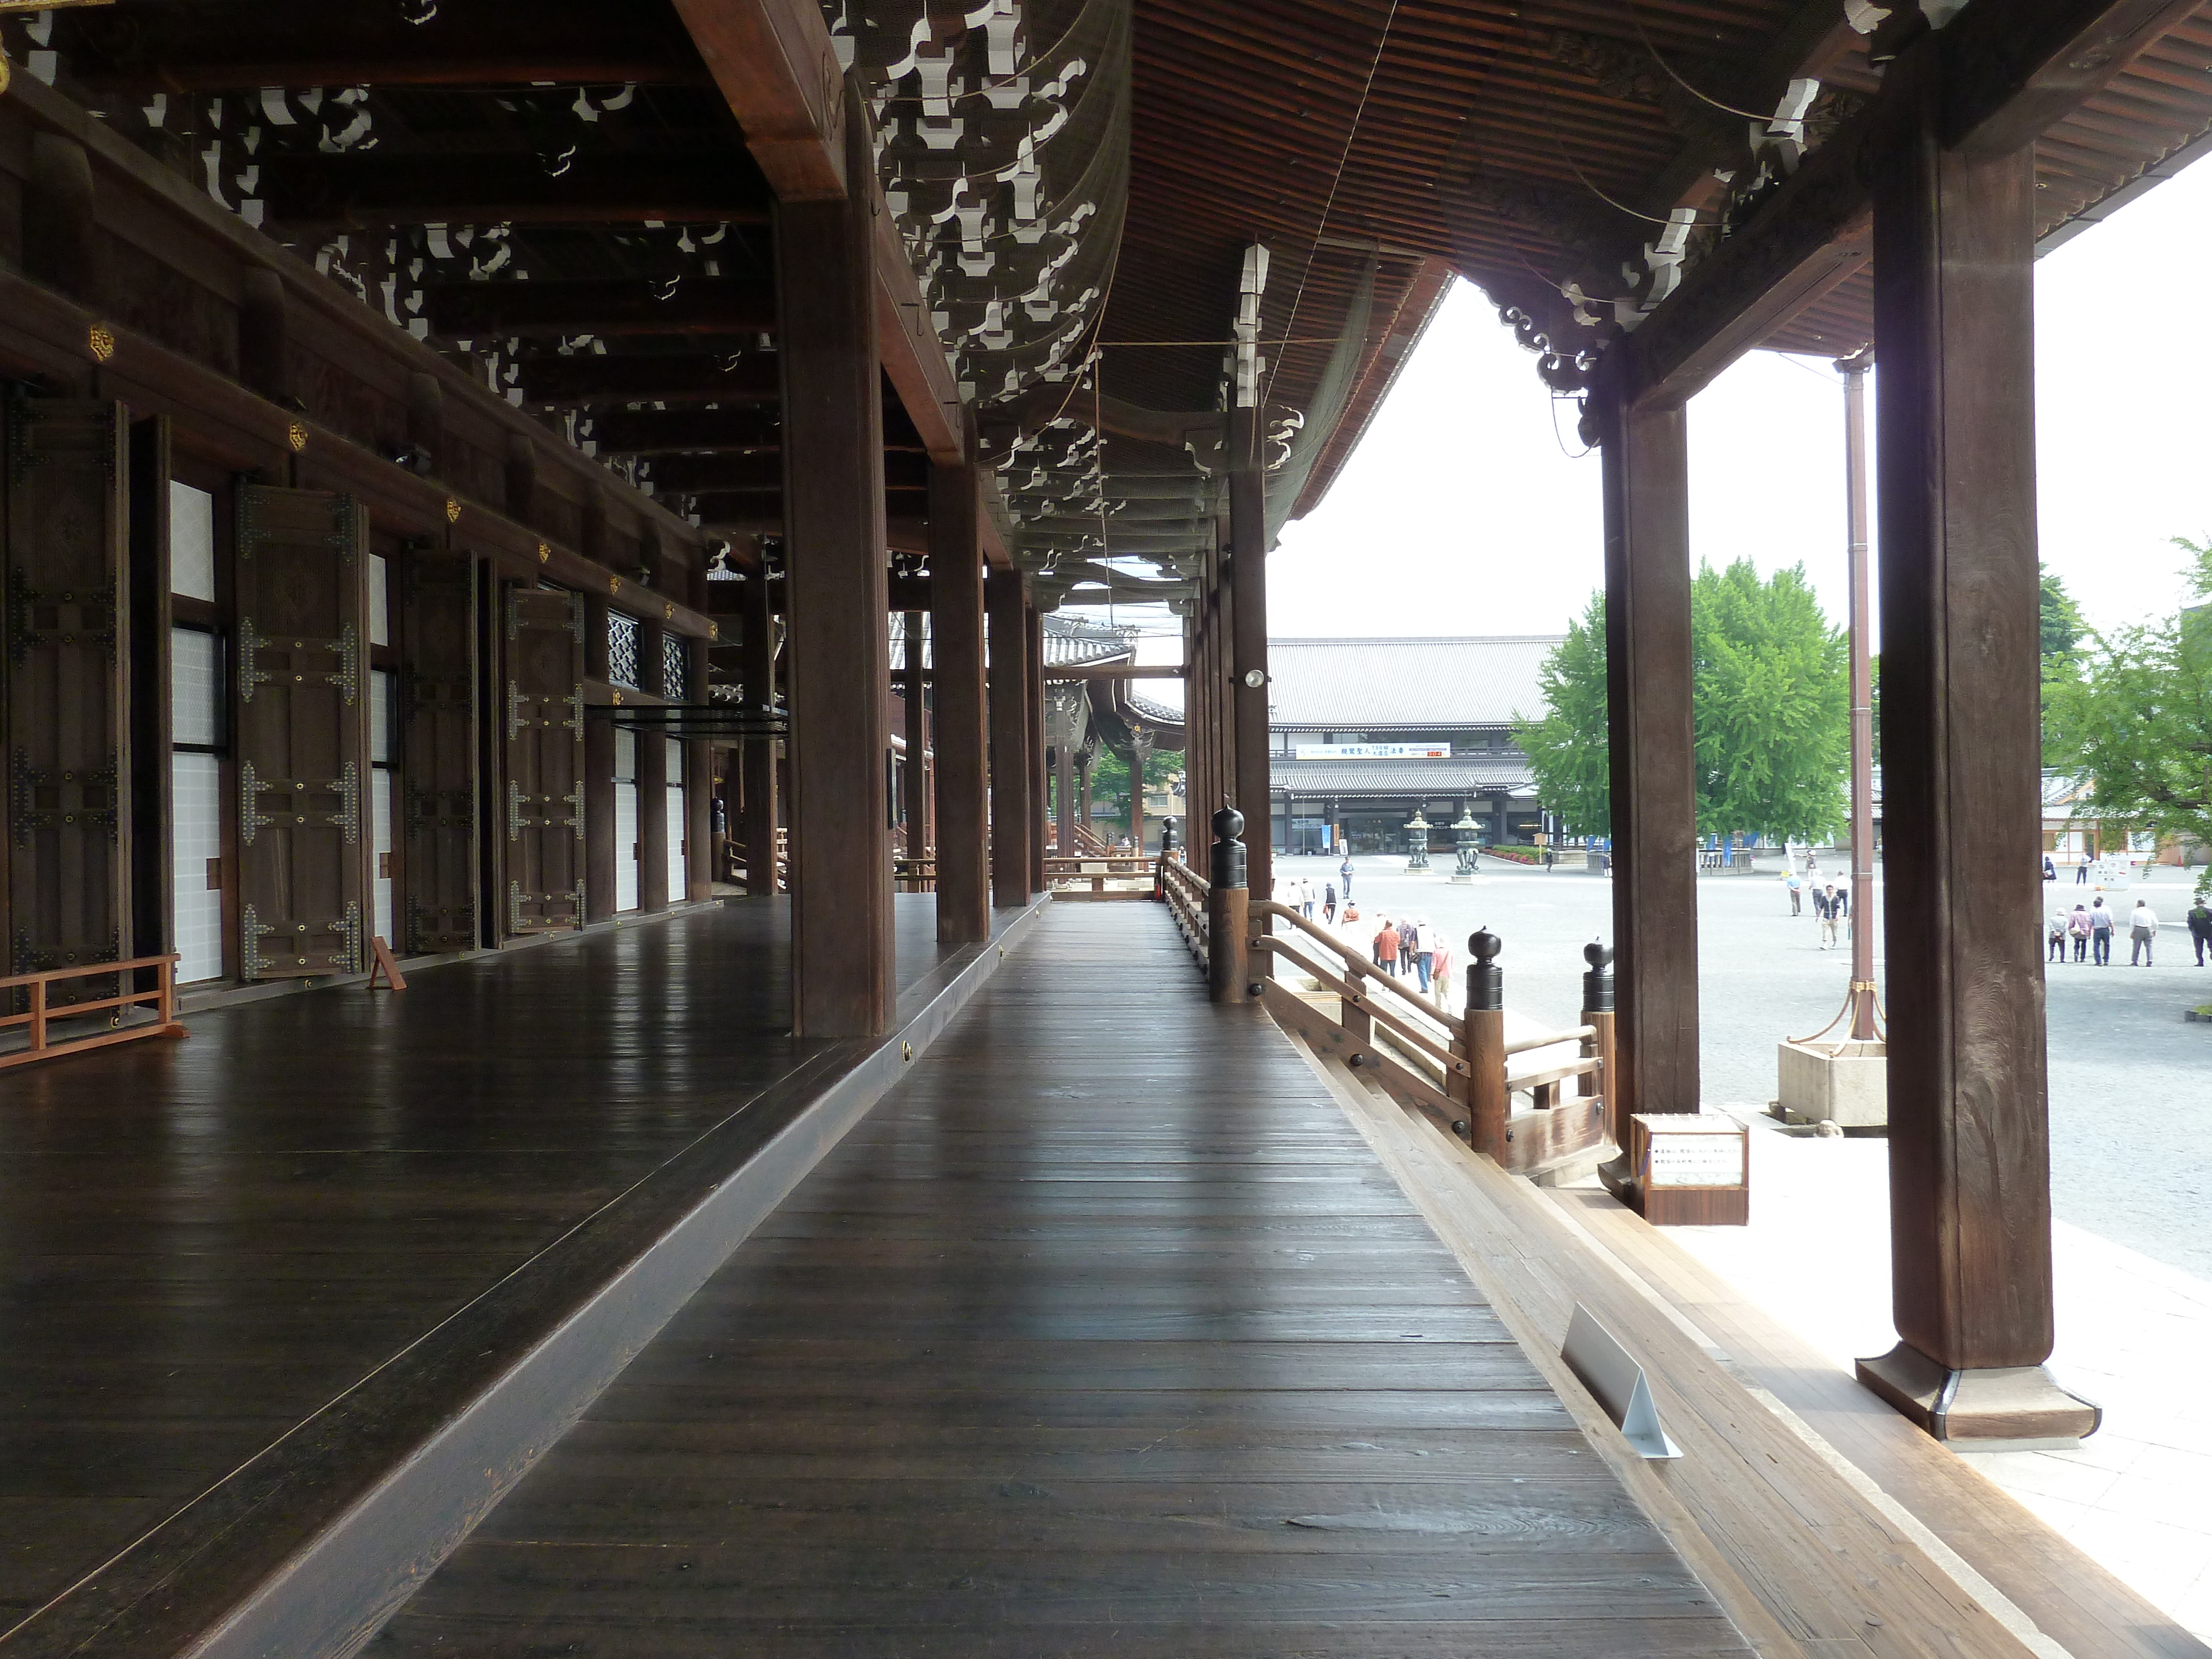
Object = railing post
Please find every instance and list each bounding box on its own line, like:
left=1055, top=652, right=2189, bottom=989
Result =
left=1207, top=807, right=1250, bottom=1005
left=1582, top=940, right=1618, bottom=1133
left=1464, top=928, right=1507, bottom=1162
left=28, top=978, right=47, bottom=1053
left=1341, top=961, right=1372, bottom=1045
left=1154, top=816, right=1178, bottom=900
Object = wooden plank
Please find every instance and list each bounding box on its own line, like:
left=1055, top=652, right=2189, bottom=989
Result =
left=778, top=86, right=892, bottom=1038
left=1550, top=1187, right=2208, bottom=1659
left=1597, top=396, right=1699, bottom=1119
left=369, top=905, right=1746, bottom=1658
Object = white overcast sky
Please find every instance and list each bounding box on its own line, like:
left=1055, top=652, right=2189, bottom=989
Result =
left=1089, top=148, right=2212, bottom=702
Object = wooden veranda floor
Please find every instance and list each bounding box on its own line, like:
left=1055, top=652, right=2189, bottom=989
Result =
left=0, top=895, right=985, bottom=1645
left=368, top=903, right=1747, bottom=1657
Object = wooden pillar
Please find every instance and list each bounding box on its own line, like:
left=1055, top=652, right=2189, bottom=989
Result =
left=1594, top=387, right=1698, bottom=1125
left=1076, top=750, right=1093, bottom=845
left=931, top=463, right=990, bottom=941
left=987, top=567, right=1029, bottom=908
left=1229, top=403, right=1272, bottom=936
left=1053, top=728, right=1075, bottom=856
left=776, top=88, right=893, bottom=1039
left=1856, top=51, right=2095, bottom=1444
left=1025, top=603, right=1047, bottom=896
left=740, top=564, right=778, bottom=898
left=582, top=593, right=615, bottom=924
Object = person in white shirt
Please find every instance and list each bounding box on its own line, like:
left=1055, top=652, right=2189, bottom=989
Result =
left=1300, top=877, right=1316, bottom=919
left=2130, top=900, right=2159, bottom=966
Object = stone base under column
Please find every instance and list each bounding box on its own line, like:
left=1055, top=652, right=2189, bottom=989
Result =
left=1857, top=1342, right=2101, bottom=1449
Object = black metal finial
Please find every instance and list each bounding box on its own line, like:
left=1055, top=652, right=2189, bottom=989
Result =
left=1210, top=807, right=1246, bottom=891
left=1160, top=816, right=1179, bottom=852
left=1465, top=927, right=1504, bottom=1012
left=1582, top=938, right=1615, bottom=1013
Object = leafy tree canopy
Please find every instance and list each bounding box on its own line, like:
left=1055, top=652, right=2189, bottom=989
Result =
left=2046, top=538, right=2212, bottom=895
left=2041, top=565, right=2086, bottom=660
left=1516, top=561, right=1849, bottom=844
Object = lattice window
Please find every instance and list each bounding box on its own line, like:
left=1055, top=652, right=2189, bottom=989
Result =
left=663, top=634, right=688, bottom=700
left=607, top=611, right=640, bottom=689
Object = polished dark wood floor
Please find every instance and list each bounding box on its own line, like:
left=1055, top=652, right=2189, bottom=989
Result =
left=369, top=905, right=1747, bottom=1657
left=0, top=898, right=965, bottom=1632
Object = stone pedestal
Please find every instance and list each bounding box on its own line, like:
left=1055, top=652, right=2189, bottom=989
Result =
left=1776, top=1038, right=1887, bottom=1129
left=1858, top=1342, right=2100, bottom=1450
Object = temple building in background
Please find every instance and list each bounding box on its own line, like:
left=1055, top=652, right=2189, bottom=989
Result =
left=1266, top=636, right=1561, bottom=855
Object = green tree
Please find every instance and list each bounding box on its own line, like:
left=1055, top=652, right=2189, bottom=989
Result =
left=1517, top=589, right=1611, bottom=837
left=2046, top=538, right=2212, bottom=896
left=1516, top=562, right=1849, bottom=844
left=1087, top=745, right=1184, bottom=834
left=2041, top=565, right=2088, bottom=761
left=1692, top=560, right=1849, bottom=843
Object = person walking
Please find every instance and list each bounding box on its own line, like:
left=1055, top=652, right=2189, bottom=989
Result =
left=2075, top=856, right=2090, bottom=885
left=2047, top=910, right=2069, bottom=963
left=1819, top=885, right=1841, bottom=950
left=1411, top=919, right=1434, bottom=994
left=1543, top=846, right=1557, bottom=872
left=1397, top=917, right=1419, bottom=985
left=2188, top=896, right=2212, bottom=966
left=2069, top=903, right=2092, bottom=962
left=1786, top=870, right=1803, bottom=916
left=1374, top=917, right=1397, bottom=976
left=1299, top=877, right=1316, bottom=920
left=2043, top=854, right=2058, bottom=883
left=1430, top=935, right=1454, bottom=1006
left=2130, top=899, right=2159, bottom=966
left=1339, top=854, right=1354, bottom=902
left=1322, top=883, right=1337, bottom=926
left=2089, top=897, right=2114, bottom=964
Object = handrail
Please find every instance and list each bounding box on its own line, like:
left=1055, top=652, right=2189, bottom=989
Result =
left=1504, top=1025, right=1594, bottom=1056
left=1157, top=851, right=1209, bottom=966
left=1256, top=936, right=1462, bottom=1072
left=0, top=954, right=186, bottom=1071
left=1251, top=901, right=1463, bottom=1045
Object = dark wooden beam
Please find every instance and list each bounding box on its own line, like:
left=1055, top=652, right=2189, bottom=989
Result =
left=57, top=0, right=711, bottom=91
left=1939, top=0, right=2209, bottom=157
left=655, top=451, right=926, bottom=493
left=778, top=88, right=893, bottom=1039
left=930, top=462, right=990, bottom=942
left=517, top=353, right=780, bottom=406
left=262, top=153, right=770, bottom=229
left=1857, top=52, right=2096, bottom=1443
left=987, top=568, right=1030, bottom=909
left=686, top=485, right=927, bottom=525
left=425, top=278, right=776, bottom=341
left=591, top=408, right=779, bottom=455
left=1597, top=390, right=1700, bottom=1125
left=1621, top=0, right=2203, bottom=405
left=1229, top=404, right=1271, bottom=927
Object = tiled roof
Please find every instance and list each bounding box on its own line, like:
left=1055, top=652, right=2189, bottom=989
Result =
left=1266, top=637, right=1563, bottom=730
left=1272, top=754, right=1536, bottom=796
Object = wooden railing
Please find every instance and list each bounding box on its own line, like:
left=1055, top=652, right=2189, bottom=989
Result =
left=1158, top=851, right=1209, bottom=963
left=894, top=853, right=936, bottom=890
left=1248, top=902, right=1614, bottom=1180
left=1044, top=854, right=1152, bottom=896
left=0, top=955, right=187, bottom=1072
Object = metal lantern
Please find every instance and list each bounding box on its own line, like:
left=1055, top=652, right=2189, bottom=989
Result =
left=1404, top=810, right=1431, bottom=872
left=1451, top=806, right=1481, bottom=883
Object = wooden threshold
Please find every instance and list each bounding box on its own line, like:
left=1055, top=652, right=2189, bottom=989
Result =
left=1279, top=1025, right=2180, bottom=1659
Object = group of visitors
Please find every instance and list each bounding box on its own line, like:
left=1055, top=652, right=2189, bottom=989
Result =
left=2048, top=896, right=2212, bottom=966
left=1783, top=869, right=1853, bottom=948
left=1276, top=874, right=1342, bottom=926
left=1368, top=915, right=1453, bottom=1001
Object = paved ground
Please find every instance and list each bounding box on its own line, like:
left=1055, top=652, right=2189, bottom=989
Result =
left=1297, top=854, right=2212, bottom=1280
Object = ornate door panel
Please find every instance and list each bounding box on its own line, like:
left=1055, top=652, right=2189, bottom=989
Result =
left=401, top=550, right=477, bottom=952
left=234, top=485, right=369, bottom=979
left=1, top=398, right=131, bottom=1000
left=504, top=586, right=583, bottom=933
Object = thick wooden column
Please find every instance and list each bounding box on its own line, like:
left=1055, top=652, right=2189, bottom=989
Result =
left=1858, top=53, right=2095, bottom=1444
left=1595, top=389, right=1699, bottom=1123
left=638, top=617, right=670, bottom=911
left=740, top=563, right=778, bottom=898
left=776, top=93, right=893, bottom=1039
left=901, top=608, right=927, bottom=858
left=1229, top=404, right=1272, bottom=926
left=986, top=567, right=1030, bottom=908
left=1053, top=728, right=1075, bottom=855
left=582, top=593, right=616, bottom=924
left=930, top=465, right=990, bottom=941
left=1025, top=603, right=1047, bottom=896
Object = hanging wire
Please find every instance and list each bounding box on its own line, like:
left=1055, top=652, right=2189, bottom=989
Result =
left=1620, top=0, right=1778, bottom=124
left=1261, top=0, right=1403, bottom=410
left=1520, top=22, right=1717, bottom=227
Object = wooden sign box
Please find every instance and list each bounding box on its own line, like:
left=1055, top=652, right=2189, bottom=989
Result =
left=1626, top=1113, right=1750, bottom=1225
